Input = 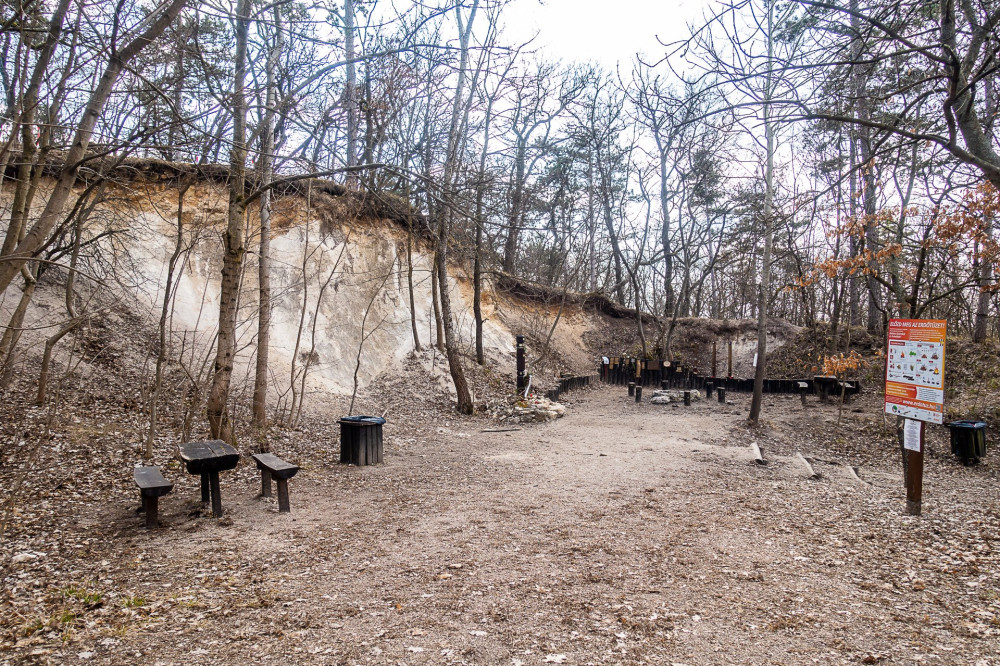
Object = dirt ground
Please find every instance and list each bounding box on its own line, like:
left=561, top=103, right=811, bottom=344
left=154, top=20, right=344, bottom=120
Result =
left=2, top=385, right=1000, bottom=665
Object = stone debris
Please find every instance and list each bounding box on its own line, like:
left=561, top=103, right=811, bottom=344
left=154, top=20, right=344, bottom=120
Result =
left=650, top=389, right=701, bottom=405
left=514, top=396, right=566, bottom=422
left=11, top=551, right=42, bottom=564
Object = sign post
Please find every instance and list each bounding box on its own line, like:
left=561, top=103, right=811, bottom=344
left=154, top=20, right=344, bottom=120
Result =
left=884, top=319, right=946, bottom=516
left=516, top=335, right=526, bottom=393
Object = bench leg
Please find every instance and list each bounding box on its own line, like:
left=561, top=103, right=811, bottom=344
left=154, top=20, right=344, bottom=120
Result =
left=200, top=473, right=211, bottom=504
left=800, top=389, right=807, bottom=407
left=276, top=478, right=290, bottom=513
left=260, top=469, right=272, bottom=497
left=209, top=471, right=222, bottom=518
left=143, top=496, right=158, bottom=528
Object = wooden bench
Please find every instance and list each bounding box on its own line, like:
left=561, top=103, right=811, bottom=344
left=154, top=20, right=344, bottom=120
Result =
left=252, top=453, right=299, bottom=513
left=134, top=466, right=173, bottom=528
left=836, top=380, right=856, bottom=403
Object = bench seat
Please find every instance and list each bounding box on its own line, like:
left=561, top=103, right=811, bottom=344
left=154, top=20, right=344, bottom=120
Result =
left=252, top=453, right=299, bottom=513
left=134, top=466, right=173, bottom=528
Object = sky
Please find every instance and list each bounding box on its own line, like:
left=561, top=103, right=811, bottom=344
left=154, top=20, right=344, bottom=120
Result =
left=502, top=0, right=714, bottom=72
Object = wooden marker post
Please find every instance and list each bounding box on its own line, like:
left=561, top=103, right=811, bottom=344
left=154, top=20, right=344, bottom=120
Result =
left=901, top=418, right=924, bottom=516
left=712, top=341, right=718, bottom=379
left=885, top=318, right=946, bottom=517
left=516, top=335, right=526, bottom=393
left=727, top=341, right=733, bottom=378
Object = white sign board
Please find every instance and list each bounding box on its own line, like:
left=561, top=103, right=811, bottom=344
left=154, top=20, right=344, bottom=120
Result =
left=903, top=418, right=922, bottom=452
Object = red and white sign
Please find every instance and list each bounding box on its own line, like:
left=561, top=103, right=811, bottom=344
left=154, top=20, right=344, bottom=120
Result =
left=884, top=319, right=946, bottom=424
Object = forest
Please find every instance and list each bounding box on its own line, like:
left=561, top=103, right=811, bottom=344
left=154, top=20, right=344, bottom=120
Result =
left=1, top=0, right=999, bottom=426
left=5, top=1, right=1000, bottom=662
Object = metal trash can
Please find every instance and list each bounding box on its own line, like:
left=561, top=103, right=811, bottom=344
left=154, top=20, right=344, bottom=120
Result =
left=945, top=420, right=987, bottom=465
left=339, top=416, right=386, bottom=465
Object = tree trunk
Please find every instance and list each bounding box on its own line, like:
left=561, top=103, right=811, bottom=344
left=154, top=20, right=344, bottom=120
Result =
left=344, top=0, right=358, bottom=186
left=749, top=0, right=776, bottom=426
left=431, top=255, right=444, bottom=351
left=252, top=7, right=284, bottom=444
left=405, top=196, right=422, bottom=352
left=206, top=0, right=250, bottom=443
left=36, top=317, right=84, bottom=405
left=659, top=150, right=675, bottom=318
left=973, top=255, right=992, bottom=342
left=0, top=268, right=37, bottom=388
left=146, top=181, right=189, bottom=458
left=435, top=0, right=478, bottom=415
left=502, top=142, right=525, bottom=273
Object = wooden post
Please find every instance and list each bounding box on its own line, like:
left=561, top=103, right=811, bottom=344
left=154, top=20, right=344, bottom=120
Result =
left=706, top=382, right=714, bottom=398
left=209, top=471, right=223, bottom=518
left=718, top=387, right=726, bottom=403
left=684, top=390, right=691, bottom=406
left=143, top=496, right=158, bottom=529
left=902, top=419, right=924, bottom=516
left=276, top=478, right=290, bottom=513
left=628, top=382, right=635, bottom=397
left=635, top=386, right=642, bottom=403
left=727, top=341, right=733, bottom=378
left=260, top=469, right=272, bottom=497
left=712, top=341, right=718, bottom=379
left=200, top=473, right=211, bottom=504
left=516, top=335, right=526, bottom=392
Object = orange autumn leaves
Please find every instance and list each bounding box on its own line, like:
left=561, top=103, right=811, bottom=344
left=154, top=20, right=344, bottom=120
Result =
left=791, top=182, right=999, bottom=291
left=822, top=350, right=865, bottom=378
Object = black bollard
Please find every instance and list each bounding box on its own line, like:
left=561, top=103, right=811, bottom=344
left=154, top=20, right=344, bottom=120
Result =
left=718, top=387, right=727, bottom=404
left=628, top=382, right=635, bottom=397
left=706, top=382, right=714, bottom=398
left=635, top=386, right=643, bottom=403
left=661, top=379, right=668, bottom=390
left=684, top=390, right=691, bottom=406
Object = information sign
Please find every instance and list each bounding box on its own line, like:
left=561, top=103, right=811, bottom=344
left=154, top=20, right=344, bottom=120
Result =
left=884, top=319, right=946, bottom=424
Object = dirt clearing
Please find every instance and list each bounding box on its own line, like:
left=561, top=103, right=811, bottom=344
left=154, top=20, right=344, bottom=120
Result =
left=3, top=387, right=1000, bottom=665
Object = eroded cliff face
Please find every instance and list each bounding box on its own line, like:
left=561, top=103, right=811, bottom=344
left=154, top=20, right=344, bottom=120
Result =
left=1, top=171, right=799, bottom=406
left=1, top=175, right=518, bottom=400
left=114, top=179, right=517, bottom=397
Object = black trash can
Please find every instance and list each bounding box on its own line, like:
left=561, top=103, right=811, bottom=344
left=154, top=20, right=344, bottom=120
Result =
left=945, top=420, right=987, bottom=465
left=339, top=416, right=386, bottom=465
